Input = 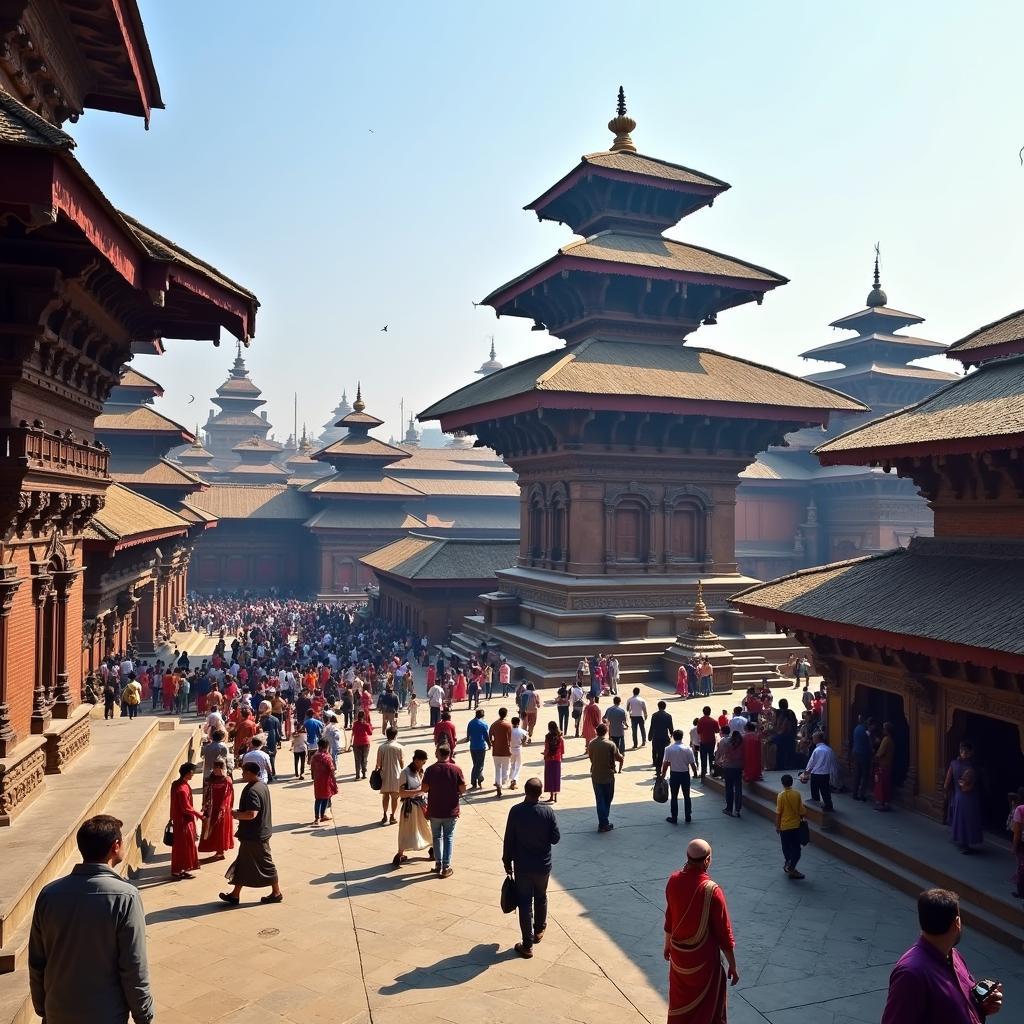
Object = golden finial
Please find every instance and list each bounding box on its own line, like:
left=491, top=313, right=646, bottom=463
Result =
left=608, top=85, right=637, bottom=153
left=192, top=422, right=203, bottom=449
left=685, top=579, right=716, bottom=638
left=353, top=382, right=366, bottom=413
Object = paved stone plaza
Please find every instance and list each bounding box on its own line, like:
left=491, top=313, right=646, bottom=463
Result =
left=131, top=679, right=1023, bottom=1024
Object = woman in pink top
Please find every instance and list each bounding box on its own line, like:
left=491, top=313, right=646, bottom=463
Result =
left=542, top=722, right=565, bottom=802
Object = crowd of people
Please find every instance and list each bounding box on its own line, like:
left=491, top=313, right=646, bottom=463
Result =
left=42, top=593, right=1011, bottom=1024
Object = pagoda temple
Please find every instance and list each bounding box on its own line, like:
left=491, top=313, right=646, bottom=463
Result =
left=733, top=305, right=1024, bottom=836
left=736, top=252, right=957, bottom=579
left=419, top=90, right=864, bottom=687
left=205, top=342, right=273, bottom=464
left=319, top=388, right=352, bottom=447
left=476, top=339, right=504, bottom=376
left=223, top=436, right=291, bottom=484
left=0, top=0, right=258, bottom=829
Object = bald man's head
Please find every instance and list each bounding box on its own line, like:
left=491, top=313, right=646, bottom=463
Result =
left=686, top=838, right=712, bottom=868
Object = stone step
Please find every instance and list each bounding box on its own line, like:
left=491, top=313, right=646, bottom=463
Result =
left=0, top=718, right=162, bottom=949
left=0, top=722, right=200, bottom=1024
left=702, top=774, right=1024, bottom=953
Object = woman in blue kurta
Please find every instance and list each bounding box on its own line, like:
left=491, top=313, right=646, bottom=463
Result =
left=945, top=742, right=983, bottom=853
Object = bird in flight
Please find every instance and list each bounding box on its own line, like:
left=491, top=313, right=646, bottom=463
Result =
left=186, top=395, right=195, bottom=404
left=380, top=325, right=388, bottom=332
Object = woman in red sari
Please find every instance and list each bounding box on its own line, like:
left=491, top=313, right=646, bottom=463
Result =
left=675, top=665, right=688, bottom=699
left=581, top=695, right=602, bottom=743
left=310, top=738, right=338, bottom=825
left=198, top=758, right=234, bottom=860
left=663, top=839, right=738, bottom=1024
left=169, top=763, right=203, bottom=880
left=741, top=721, right=763, bottom=783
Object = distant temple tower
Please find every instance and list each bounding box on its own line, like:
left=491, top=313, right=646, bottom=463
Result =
left=319, top=388, right=352, bottom=446
left=205, top=342, right=273, bottom=464
left=736, top=248, right=957, bottom=579
left=475, top=338, right=504, bottom=376
left=420, top=89, right=863, bottom=687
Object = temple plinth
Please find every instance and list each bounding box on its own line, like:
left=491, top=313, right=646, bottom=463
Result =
left=420, top=90, right=865, bottom=687
left=663, top=582, right=733, bottom=692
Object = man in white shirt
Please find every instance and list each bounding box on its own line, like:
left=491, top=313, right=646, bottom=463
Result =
left=569, top=682, right=585, bottom=737
left=660, top=730, right=697, bottom=824
left=608, top=655, right=620, bottom=696
left=728, top=706, right=748, bottom=735
left=626, top=688, right=648, bottom=748
left=241, top=736, right=273, bottom=784
left=427, top=681, right=445, bottom=727
left=804, top=732, right=837, bottom=811
left=508, top=715, right=529, bottom=790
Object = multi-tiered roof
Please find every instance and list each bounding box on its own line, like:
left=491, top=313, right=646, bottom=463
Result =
left=798, top=249, right=956, bottom=418
left=205, top=342, right=273, bottom=460
left=319, top=389, right=352, bottom=446
left=422, top=90, right=861, bottom=433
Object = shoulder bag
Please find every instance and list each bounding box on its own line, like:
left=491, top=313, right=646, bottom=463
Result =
left=500, top=873, right=517, bottom=914
left=369, top=767, right=383, bottom=791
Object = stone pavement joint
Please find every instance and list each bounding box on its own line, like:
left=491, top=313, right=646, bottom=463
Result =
left=126, top=681, right=1023, bottom=1024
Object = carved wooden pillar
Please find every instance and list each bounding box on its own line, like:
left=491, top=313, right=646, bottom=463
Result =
left=49, top=567, right=77, bottom=719
left=603, top=501, right=614, bottom=571
left=30, top=572, right=53, bottom=734
left=662, top=500, right=672, bottom=569
left=0, top=567, right=23, bottom=756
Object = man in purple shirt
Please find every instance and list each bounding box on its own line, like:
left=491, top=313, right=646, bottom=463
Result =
left=881, top=888, right=1003, bottom=1024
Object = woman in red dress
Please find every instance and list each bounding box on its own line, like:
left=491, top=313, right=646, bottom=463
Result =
left=581, top=695, right=602, bottom=743
left=310, top=738, right=339, bottom=825
left=198, top=759, right=234, bottom=860
left=169, top=763, right=203, bottom=879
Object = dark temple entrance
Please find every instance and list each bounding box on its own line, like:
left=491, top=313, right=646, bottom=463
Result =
left=947, top=712, right=1024, bottom=832
left=852, top=685, right=910, bottom=789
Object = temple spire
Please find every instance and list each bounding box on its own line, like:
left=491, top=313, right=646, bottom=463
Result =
left=866, top=242, right=887, bottom=308
left=607, top=85, right=637, bottom=154
left=353, top=382, right=365, bottom=413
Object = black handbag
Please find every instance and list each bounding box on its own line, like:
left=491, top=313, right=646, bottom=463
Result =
left=653, top=776, right=669, bottom=804
left=163, top=820, right=174, bottom=847
left=500, top=873, right=517, bottom=914
left=369, top=767, right=383, bottom=791
left=798, top=819, right=810, bottom=847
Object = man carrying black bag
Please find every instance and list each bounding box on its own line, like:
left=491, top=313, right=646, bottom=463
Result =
left=502, top=777, right=560, bottom=959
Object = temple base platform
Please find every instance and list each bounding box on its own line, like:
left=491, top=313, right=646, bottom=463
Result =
left=703, top=770, right=1024, bottom=953
left=0, top=716, right=200, bottom=1024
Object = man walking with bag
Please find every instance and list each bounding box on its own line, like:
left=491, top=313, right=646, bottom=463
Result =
left=503, top=777, right=560, bottom=959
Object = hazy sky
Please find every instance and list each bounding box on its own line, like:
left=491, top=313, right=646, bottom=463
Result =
left=73, top=0, right=1023, bottom=442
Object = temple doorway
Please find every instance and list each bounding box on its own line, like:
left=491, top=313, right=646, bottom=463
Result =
left=946, top=711, right=1024, bottom=832
left=852, top=684, right=910, bottom=788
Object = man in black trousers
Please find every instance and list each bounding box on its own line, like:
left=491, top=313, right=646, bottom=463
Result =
left=503, top=777, right=560, bottom=959
left=649, top=700, right=674, bottom=773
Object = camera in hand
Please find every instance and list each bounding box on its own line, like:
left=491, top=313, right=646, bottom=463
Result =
left=971, top=979, right=996, bottom=1005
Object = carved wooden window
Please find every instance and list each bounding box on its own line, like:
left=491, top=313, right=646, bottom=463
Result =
left=614, top=502, right=646, bottom=562
left=551, top=503, right=566, bottom=563
left=529, top=499, right=544, bottom=560
left=671, top=504, right=700, bottom=560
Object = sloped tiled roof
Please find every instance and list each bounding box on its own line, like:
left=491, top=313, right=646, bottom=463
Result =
left=231, top=436, right=281, bottom=453
left=96, top=406, right=192, bottom=437
left=208, top=411, right=269, bottom=428
left=800, top=332, right=948, bottom=364
left=121, top=213, right=257, bottom=303
left=84, top=483, right=190, bottom=543
left=731, top=537, right=1024, bottom=665
left=392, top=446, right=510, bottom=473
left=421, top=341, right=866, bottom=421
left=0, top=89, right=75, bottom=149
left=391, top=477, right=520, bottom=497
left=178, top=502, right=219, bottom=525
left=117, top=367, right=164, bottom=392
left=361, top=534, right=519, bottom=581
left=110, top=457, right=204, bottom=488
left=225, top=462, right=290, bottom=478
left=187, top=485, right=313, bottom=520
left=815, top=354, right=1024, bottom=462
left=947, top=307, right=1024, bottom=364
left=581, top=150, right=728, bottom=189
left=313, top=435, right=409, bottom=461
left=304, top=507, right=427, bottom=530
left=300, top=476, right=423, bottom=497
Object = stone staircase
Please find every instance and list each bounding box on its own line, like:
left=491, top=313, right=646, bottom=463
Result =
left=703, top=771, right=1024, bottom=953
left=0, top=714, right=200, bottom=1024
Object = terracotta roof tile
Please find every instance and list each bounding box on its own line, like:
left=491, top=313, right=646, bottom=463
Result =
left=300, top=476, right=423, bottom=497
left=815, top=355, right=1022, bottom=461
left=947, top=307, right=1024, bottom=362
left=313, top=436, right=410, bottom=461
left=581, top=150, right=728, bottom=189
left=110, top=458, right=204, bottom=487
left=391, top=477, right=520, bottom=497
left=96, top=406, right=192, bottom=437
left=731, top=537, right=1024, bottom=660
left=304, top=507, right=427, bottom=530
left=117, top=367, right=163, bottom=392
left=0, top=89, right=74, bottom=149
left=361, top=535, right=519, bottom=581
left=421, top=342, right=866, bottom=421
left=187, top=485, right=313, bottom=520
left=84, top=484, right=190, bottom=542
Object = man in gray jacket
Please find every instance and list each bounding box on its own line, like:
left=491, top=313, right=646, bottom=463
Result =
left=29, top=814, right=153, bottom=1024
